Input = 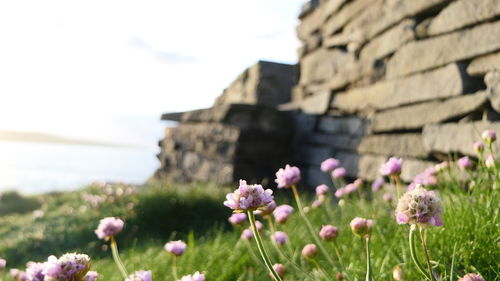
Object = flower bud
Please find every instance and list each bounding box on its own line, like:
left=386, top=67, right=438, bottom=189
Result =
left=481, top=129, right=496, bottom=145
left=331, top=167, right=346, bottom=179
left=485, top=155, right=495, bottom=168
left=272, top=231, right=288, bottom=245
left=240, top=229, right=253, bottom=240
left=275, top=165, right=301, bottom=188
left=301, top=244, right=317, bottom=259
left=321, top=158, right=340, bottom=172
left=319, top=225, right=339, bottom=241
left=271, top=264, right=286, bottom=279
left=392, top=266, right=403, bottom=281
left=473, top=141, right=484, bottom=154
left=315, top=184, right=329, bottom=196
left=164, top=240, right=187, bottom=256
left=350, top=217, right=373, bottom=237
left=336, top=273, right=344, bottom=280
left=458, top=273, right=485, bottom=281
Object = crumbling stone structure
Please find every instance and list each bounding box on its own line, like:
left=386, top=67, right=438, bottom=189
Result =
left=156, top=0, right=500, bottom=187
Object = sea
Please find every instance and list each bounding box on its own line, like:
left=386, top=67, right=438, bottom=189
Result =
left=0, top=141, right=159, bottom=194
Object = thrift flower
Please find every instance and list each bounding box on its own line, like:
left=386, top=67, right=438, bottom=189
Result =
left=255, top=200, right=277, bottom=216
left=334, top=188, right=345, bottom=198
left=312, top=199, right=322, bottom=208
left=0, top=258, right=5, bottom=270
left=396, top=186, right=443, bottom=227
left=255, top=220, right=264, bottom=232
left=84, top=271, right=99, bottom=281
left=383, top=192, right=393, bottom=202
left=371, top=178, right=384, bottom=192
left=271, top=264, right=285, bottom=279
left=434, top=161, right=449, bottom=172
left=273, top=204, right=294, bottom=224
left=473, top=141, right=484, bottom=153
left=315, top=184, right=329, bottom=195
left=240, top=229, right=253, bottom=240
left=179, top=271, right=205, bottom=281
left=485, top=155, right=495, bottom=168
left=319, top=225, right=339, bottom=241
left=26, top=262, right=45, bottom=281
left=321, top=158, right=340, bottom=172
left=332, top=167, right=346, bottom=179
left=228, top=213, right=247, bottom=226
left=344, top=183, right=358, bottom=194
left=380, top=157, right=403, bottom=176
left=458, top=273, right=485, bottom=281
left=272, top=231, right=288, bottom=245
left=301, top=244, right=317, bottom=259
left=95, top=217, right=124, bottom=240
left=44, top=253, right=91, bottom=281
left=164, top=240, right=187, bottom=256
left=275, top=165, right=301, bottom=188
left=457, top=156, right=472, bottom=170
left=481, top=129, right=497, bottom=145
left=413, top=167, right=437, bottom=186
left=125, top=270, right=153, bottom=281
left=224, top=180, right=274, bottom=211
left=350, top=217, right=373, bottom=237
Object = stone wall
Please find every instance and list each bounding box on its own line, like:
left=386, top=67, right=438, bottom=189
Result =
left=155, top=0, right=500, bottom=187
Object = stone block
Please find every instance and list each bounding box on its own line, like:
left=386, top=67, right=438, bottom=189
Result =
left=371, top=91, right=488, bottom=132
left=428, top=0, right=500, bottom=36
left=299, top=48, right=355, bottom=85
left=297, top=0, right=350, bottom=40
left=332, top=63, right=467, bottom=114
left=300, top=90, right=331, bottom=115
left=317, top=116, right=366, bottom=136
left=387, top=21, right=500, bottom=78
left=422, top=121, right=500, bottom=156
left=467, top=52, right=500, bottom=76
left=485, top=71, right=500, bottom=113
left=323, top=0, right=377, bottom=37
left=295, top=145, right=334, bottom=166
left=357, top=134, right=428, bottom=158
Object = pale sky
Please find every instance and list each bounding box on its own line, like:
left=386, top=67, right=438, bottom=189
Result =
left=0, top=0, right=305, bottom=147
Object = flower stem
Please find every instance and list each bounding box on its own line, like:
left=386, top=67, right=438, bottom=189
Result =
left=172, top=256, right=178, bottom=280
left=110, top=236, right=129, bottom=279
left=333, top=241, right=349, bottom=279
left=365, top=237, right=373, bottom=281
left=291, top=185, right=336, bottom=267
left=419, top=227, right=438, bottom=281
left=408, top=227, right=431, bottom=280
left=247, top=210, right=283, bottom=281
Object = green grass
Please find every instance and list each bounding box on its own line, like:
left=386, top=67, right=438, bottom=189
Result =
left=0, top=171, right=498, bottom=280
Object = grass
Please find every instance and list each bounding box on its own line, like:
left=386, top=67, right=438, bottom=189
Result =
left=0, top=169, right=498, bottom=280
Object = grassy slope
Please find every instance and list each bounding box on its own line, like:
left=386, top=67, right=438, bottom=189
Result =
left=0, top=179, right=498, bottom=280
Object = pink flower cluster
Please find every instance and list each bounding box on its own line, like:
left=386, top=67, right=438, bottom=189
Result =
left=458, top=273, right=485, bottom=281
left=275, top=165, right=301, bottom=188
left=396, top=186, right=443, bottom=227
left=125, top=270, right=152, bottom=281
left=334, top=181, right=361, bottom=198
left=379, top=157, right=402, bottom=176
left=350, top=217, right=373, bottom=237
left=95, top=217, right=124, bottom=240
left=320, top=158, right=340, bottom=172
left=164, top=240, right=187, bottom=256
left=273, top=204, right=294, bottom=224
left=178, top=271, right=205, bottom=281
left=224, top=180, right=274, bottom=211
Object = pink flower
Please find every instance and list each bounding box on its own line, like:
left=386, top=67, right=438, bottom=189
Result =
left=481, top=129, right=496, bottom=144
left=379, top=157, right=403, bottom=176
left=434, top=161, right=449, bottom=172
left=383, top=192, right=393, bottom=202
left=413, top=167, right=437, bottom=186
left=321, top=158, right=340, bottom=172
left=302, top=244, right=317, bottom=259
left=164, top=240, right=187, bottom=256
left=240, top=229, right=254, bottom=240
left=95, top=217, right=124, bottom=240
left=319, top=225, right=339, bottom=241
left=272, top=231, right=288, bottom=245
left=457, top=156, right=472, bottom=170
left=458, top=273, right=485, bottom=281
left=315, top=184, right=329, bottom=195
left=312, top=199, right=322, bottom=208
left=179, top=271, right=205, bottom=281
left=473, top=141, right=484, bottom=153
left=371, top=178, right=384, bottom=192
left=396, top=186, right=443, bottom=227
left=224, top=180, right=274, bottom=211
left=26, top=262, right=45, bottom=281
left=0, top=258, right=5, bottom=270
left=85, top=271, right=99, bottom=281
left=350, top=217, right=373, bottom=237
left=255, top=220, right=264, bottom=231
left=334, top=188, right=345, bottom=198
left=344, top=183, right=358, bottom=194
left=125, top=270, right=153, bottom=281
left=271, top=264, right=286, bottom=279
left=273, top=204, right=294, bottom=223
left=42, top=256, right=62, bottom=278
left=255, top=200, right=277, bottom=216
left=485, top=155, right=495, bottom=168
left=275, top=165, right=301, bottom=188
left=228, top=213, right=247, bottom=226
left=331, top=167, right=346, bottom=179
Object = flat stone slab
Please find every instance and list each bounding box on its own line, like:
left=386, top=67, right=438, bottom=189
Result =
left=423, top=121, right=500, bottom=156
left=297, top=0, right=348, bottom=41
left=323, top=0, right=375, bottom=37
left=371, top=91, right=488, bottom=132
left=387, top=21, right=500, bottom=78
left=299, top=48, right=355, bottom=85
left=360, top=19, right=415, bottom=61
left=428, top=0, right=500, bottom=36
left=485, top=71, right=500, bottom=113
left=332, top=63, right=467, bottom=113
left=467, top=52, right=500, bottom=76
left=357, top=134, right=428, bottom=158
left=300, top=90, right=331, bottom=115
left=317, top=116, right=367, bottom=136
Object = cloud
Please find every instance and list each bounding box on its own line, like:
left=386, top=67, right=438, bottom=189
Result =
left=129, top=36, right=199, bottom=64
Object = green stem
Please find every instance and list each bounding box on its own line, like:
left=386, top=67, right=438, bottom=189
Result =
left=365, top=237, right=372, bottom=281
left=409, top=227, right=431, bottom=280
left=172, top=256, right=178, bottom=280
left=333, top=241, right=350, bottom=280
left=419, top=227, right=438, bottom=281
left=110, top=236, right=129, bottom=279
left=247, top=210, right=283, bottom=281
left=290, top=185, right=337, bottom=268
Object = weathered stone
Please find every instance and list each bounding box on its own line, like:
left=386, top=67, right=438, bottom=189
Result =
left=357, top=134, right=428, bottom=158
left=323, top=0, right=377, bottom=37
left=298, top=0, right=319, bottom=20
left=214, top=61, right=293, bottom=107
left=371, top=91, right=488, bottom=132
left=422, top=121, right=500, bottom=156
left=298, top=0, right=350, bottom=40
left=304, top=166, right=332, bottom=187
left=467, top=52, right=500, bottom=76
left=400, top=158, right=437, bottom=183
left=387, top=21, right=500, bottom=78
left=301, top=134, right=361, bottom=151
left=160, top=112, right=183, bottom=121
left=298, top=33, right=323, bottom=58
left=165, top=123, right=240, bottom=143
left=332, top=63, right=467, bottom=113
left=360, top=19, right=415, bottom=61
left=317, top=116, right=366, bottom=136
left=299, top=48, right=355, bottom=85
left=295, top=145, right=334, bottom=166
left=485, top=71, right=500, bottom=113
left=300, top=90, right=331, bottom=115
left=428, top=0, right=500, bottom=36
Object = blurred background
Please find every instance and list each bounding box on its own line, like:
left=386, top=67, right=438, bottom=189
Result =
left=0, top=0, right=307, bottom=193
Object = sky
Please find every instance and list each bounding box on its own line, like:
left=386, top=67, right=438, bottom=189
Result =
left=0, top=0, right=306, bottom=147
